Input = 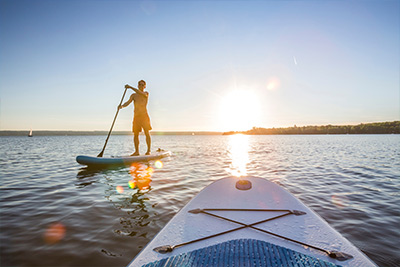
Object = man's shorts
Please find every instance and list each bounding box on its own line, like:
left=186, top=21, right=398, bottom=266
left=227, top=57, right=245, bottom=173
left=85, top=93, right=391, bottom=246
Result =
left=133, top=114, right=152, bottom=134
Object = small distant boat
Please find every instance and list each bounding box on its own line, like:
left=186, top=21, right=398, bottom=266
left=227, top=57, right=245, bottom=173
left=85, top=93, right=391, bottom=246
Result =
left=28, top=129, right=33, bottom=137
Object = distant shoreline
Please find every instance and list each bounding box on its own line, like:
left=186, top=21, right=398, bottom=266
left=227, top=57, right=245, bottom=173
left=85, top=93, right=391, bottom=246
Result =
left=223, top=121, right=400, bottom=135
left=0, top=131, right=222, bottom=136
left=1, top=121, right=399, bottom=136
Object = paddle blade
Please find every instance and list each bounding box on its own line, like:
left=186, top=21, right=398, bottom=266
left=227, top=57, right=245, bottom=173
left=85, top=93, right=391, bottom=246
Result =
left=97, top=151, right=104, bottom=157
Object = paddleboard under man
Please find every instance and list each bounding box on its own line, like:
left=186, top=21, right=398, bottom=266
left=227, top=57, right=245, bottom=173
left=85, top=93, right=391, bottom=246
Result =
left=118, top=80, right=152, bottom=156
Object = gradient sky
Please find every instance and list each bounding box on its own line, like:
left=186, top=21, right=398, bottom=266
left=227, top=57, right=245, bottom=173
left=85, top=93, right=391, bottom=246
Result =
left=1, top=0, right=399, bottom=131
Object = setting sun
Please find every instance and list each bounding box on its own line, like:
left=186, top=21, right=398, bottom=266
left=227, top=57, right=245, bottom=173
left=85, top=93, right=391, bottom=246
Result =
left=218, top=90, right=261, bottom=132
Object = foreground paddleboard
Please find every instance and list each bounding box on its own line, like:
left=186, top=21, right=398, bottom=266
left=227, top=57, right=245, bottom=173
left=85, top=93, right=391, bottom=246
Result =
left=129, top=177, right=376, bottom=267
left=76, top=151, right=171, bottom=167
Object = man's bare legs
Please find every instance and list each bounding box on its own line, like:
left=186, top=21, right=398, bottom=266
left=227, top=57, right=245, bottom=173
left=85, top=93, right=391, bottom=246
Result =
left=144, top=129, right=151, bottom=155
left=131, top=130, right=151, bottom=156
left=132, top=133, right=140, bottom=156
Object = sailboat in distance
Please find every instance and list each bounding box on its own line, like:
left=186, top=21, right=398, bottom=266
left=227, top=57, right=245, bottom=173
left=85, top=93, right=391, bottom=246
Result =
left=28, top=129, right=33, bottom=137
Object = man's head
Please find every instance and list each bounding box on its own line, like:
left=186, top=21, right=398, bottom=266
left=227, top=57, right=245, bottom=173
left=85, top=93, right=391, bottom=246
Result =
left=138, top=80, right=146, bottom=90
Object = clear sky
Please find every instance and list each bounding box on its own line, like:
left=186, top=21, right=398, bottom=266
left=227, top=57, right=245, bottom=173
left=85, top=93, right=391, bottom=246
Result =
left=0, top=0, right=399, bottom=132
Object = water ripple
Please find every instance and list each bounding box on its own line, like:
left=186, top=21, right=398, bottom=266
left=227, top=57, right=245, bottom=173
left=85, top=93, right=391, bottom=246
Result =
left=0, top=135, right=399, bottom=266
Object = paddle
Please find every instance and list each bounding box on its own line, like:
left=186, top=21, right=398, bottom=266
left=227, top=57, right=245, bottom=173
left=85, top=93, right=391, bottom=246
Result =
left=97, top=87, right=128, bottom=157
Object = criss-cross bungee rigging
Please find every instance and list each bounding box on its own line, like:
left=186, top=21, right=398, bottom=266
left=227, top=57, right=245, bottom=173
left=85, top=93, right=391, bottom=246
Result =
left=128, top=177, right=377, bottom=267
left=154, top=208, right=353, bottom=261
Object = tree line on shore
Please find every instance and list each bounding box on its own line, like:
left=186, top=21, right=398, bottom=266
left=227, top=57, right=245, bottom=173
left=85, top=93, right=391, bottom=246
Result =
left=1, top=121, right=399, bottom=136
left=223, top=121, right=400, bottom=135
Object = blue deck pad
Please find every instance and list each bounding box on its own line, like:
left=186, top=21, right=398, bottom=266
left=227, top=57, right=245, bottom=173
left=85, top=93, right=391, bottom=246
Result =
left=142, top=239, right=341, bottom=267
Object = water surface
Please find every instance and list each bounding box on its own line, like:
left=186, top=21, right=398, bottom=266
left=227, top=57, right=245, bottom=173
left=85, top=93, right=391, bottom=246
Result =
left=0, top=135, right=399, bottom=266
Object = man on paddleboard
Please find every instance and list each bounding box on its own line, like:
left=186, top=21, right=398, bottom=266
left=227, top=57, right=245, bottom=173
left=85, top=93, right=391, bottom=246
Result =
left=118, top=80, right=152, bottom=156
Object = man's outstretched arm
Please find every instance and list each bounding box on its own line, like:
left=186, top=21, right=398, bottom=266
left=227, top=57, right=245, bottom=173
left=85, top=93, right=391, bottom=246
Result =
left=125, top=84, right=148, bottom=97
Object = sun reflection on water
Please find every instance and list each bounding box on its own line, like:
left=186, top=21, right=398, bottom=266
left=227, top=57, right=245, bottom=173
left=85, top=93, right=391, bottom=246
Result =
left=129, top=163, right=154, bottom=191
left=114, top=160, right=164, bottom=194
left=227, top=134, right=249, bottom=177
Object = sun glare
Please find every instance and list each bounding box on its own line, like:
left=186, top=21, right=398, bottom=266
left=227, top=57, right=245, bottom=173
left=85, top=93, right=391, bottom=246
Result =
left=219, top=90, right=261, bottom=131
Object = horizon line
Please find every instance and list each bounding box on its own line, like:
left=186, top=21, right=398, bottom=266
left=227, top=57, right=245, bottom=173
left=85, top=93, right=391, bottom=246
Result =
left=0, top=120, right=398, bottom=135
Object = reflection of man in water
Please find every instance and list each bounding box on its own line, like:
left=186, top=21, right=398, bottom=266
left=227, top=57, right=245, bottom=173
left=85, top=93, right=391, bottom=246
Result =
left=118, top=80, right=152, bottom=156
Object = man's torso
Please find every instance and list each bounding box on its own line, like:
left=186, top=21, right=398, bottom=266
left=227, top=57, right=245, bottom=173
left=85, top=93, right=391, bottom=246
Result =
left=133, top=92, right=149, bottom=117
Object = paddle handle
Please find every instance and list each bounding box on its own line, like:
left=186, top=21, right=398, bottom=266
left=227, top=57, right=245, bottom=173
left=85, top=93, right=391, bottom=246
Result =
left=97, top=87, right=129, bottom=157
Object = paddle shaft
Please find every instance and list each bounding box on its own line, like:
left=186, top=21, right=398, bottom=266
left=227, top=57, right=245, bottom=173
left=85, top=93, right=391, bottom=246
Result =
left=97, top=87, right=128, bottom=157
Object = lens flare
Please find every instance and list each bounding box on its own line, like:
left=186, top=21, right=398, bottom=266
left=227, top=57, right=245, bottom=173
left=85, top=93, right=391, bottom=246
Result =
left=267, top=77, right=280, bottom=90
left=44, top=222, right=66, bottom=244
left=155, top=160, right=163, bottom=169
left=331, top=195, right=348, bottom=209
left=116, top=186, right=124, bottom=194
left=128, top=180, right=136, bottom=189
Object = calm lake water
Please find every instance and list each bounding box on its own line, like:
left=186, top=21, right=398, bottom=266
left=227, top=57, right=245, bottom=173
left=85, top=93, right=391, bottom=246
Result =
left=0, top=134, right=399, bottom=267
